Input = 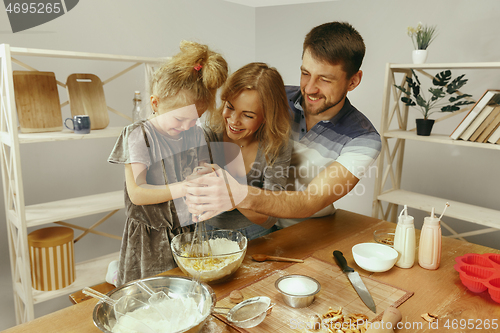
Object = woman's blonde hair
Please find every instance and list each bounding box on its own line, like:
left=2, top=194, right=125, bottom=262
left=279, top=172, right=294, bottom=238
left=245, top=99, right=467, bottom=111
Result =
left=207, top=62, right=291, bottom=165
left=150, top=40, right=228, bottom=112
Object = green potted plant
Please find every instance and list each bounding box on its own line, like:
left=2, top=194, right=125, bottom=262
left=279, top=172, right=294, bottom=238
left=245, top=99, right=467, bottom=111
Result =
left=394, top=69, right=475, bottom=136
left=407, top=23, right=437, bottom=64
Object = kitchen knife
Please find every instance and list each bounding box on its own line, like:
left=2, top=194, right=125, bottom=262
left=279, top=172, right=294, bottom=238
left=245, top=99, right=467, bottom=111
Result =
left=333, top=250, right=376, bottom=313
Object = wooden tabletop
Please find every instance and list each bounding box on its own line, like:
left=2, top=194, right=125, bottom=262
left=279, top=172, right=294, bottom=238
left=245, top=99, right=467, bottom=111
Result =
left=3, top=209, right=500, bottom=332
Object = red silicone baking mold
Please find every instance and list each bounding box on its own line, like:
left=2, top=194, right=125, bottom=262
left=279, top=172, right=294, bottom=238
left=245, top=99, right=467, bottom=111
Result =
left=454, top=253, right=500, bottom=303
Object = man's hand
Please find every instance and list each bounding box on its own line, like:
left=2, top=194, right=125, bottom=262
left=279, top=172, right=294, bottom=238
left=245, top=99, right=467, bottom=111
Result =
left=184, top=166, right=248, bottom=221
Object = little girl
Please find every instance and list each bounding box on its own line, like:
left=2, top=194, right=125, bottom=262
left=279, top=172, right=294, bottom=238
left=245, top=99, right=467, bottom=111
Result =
left=107, top=41, right=228, bottom=285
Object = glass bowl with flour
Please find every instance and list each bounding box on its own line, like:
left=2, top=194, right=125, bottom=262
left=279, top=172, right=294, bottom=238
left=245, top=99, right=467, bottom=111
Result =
left=171, top=229, right=247, bottom=284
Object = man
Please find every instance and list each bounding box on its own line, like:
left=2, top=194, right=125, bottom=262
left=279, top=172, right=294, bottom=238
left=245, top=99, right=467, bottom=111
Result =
left=186, top=21, right=381, bottom=224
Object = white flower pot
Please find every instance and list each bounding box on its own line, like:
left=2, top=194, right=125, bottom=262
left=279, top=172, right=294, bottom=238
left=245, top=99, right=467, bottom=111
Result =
left=412, top=50, right=428, bottom=64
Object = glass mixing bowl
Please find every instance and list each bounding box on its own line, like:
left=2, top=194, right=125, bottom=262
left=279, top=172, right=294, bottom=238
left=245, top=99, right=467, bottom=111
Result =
left=373, top=228, right=396, bottom=247
left=171, top=229, right=247, bottom=284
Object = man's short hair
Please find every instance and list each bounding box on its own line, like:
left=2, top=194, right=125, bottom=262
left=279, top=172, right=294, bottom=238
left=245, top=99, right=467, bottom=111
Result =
left=303, top=21, right=365, bottom=78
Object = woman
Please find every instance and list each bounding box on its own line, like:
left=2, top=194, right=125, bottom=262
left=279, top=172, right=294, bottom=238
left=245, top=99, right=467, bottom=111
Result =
left=202, top=62, right=291, bottom=240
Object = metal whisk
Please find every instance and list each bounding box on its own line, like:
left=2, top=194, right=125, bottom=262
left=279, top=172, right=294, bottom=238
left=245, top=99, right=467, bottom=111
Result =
left=188, top=164, right=218, bottom=258
left=189, top=220, right=213, bottom=257
left=187, top=219, right=213, bottom=307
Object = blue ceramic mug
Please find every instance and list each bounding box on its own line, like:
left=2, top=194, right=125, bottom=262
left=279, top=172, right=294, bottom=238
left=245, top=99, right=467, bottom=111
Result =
left=64, top=115, right=91, bottom=134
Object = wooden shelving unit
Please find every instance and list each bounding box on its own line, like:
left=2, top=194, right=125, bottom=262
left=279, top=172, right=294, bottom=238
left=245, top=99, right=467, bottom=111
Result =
left=0, top=44, right=164, bottom=324
left=372, top=62, right=500, bottom=239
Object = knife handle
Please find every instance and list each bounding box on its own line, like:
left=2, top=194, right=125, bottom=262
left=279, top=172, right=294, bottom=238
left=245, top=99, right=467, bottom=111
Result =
left=333, top=250, right=354, bottom=273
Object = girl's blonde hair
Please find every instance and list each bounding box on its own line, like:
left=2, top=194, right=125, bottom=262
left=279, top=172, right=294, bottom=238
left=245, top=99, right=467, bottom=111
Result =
left=207, top=62, right=291, bottom=165
left=150, top=40, right=228, bottom=112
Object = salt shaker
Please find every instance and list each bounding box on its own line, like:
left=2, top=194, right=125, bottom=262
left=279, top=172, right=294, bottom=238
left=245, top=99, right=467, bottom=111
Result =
left=418, top=207, right=442, bottom=270
left=394, top=205, right=415, bottom=268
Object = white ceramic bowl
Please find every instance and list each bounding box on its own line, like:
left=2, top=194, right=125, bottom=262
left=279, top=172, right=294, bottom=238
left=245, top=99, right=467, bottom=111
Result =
left=352, top=243, right=398, bottom=272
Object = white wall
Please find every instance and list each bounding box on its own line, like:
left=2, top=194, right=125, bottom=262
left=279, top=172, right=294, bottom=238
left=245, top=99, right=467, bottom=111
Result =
left=1, top=0, right=499, bottom=330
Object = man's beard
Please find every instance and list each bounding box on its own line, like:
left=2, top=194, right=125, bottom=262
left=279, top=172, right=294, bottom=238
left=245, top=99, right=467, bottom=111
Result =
left=301, top=93, right=344, bottom=116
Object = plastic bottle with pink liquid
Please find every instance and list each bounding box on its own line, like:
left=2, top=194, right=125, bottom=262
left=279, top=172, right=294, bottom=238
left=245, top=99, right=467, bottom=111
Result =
left=418, top=203, right=449, bottom=270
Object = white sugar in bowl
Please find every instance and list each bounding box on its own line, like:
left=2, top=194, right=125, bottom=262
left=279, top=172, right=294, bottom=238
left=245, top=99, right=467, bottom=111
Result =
left=275, top=275, right=321, bottom=308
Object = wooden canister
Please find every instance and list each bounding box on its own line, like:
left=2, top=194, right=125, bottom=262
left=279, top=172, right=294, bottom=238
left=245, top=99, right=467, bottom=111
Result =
left=28, top=227, right=75, bottom=291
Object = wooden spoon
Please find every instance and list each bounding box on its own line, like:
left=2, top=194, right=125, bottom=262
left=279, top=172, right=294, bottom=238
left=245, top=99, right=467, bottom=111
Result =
left=251, top=254, right=304, bottom=263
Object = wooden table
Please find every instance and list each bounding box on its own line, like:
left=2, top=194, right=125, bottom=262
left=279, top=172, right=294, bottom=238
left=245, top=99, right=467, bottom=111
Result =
left=3, top=209, right=500, bottom=332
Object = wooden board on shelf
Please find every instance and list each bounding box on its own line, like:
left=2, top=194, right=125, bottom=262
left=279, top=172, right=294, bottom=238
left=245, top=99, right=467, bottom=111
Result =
left=213, top=257, right=413, bottom=332
left=13, top=71, right=63, bottom=133
left=66, top=73, right=109, bottom=130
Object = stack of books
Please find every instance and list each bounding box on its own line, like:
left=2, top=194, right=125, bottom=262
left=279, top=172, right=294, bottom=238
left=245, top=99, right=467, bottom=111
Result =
left=450, top=89, right=500, bottom=144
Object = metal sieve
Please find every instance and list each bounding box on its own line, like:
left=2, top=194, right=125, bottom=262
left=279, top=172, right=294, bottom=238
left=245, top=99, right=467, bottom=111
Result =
left=214, top=296, right=274, bottom=328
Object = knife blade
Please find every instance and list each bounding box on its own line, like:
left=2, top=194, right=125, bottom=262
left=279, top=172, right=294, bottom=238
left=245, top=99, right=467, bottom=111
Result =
left=333, top=250, right=376, bottom=313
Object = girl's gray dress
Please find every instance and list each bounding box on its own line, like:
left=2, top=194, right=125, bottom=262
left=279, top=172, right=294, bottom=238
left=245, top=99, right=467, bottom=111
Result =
left=108, top=120, right=209, bottom=285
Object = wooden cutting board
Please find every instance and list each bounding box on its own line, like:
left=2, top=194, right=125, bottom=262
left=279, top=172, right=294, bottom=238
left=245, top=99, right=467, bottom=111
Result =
left=13, top=71, right=63, bottom=133
left=213, top=257, right=414, bottom=332
left=66, top=73, right=109, bottom=130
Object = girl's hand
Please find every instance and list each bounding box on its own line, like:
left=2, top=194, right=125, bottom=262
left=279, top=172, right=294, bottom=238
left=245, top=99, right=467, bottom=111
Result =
left=185, top=164, right=214, bottom=181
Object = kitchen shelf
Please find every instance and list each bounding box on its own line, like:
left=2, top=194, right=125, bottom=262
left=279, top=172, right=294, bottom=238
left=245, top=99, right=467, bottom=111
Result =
left=16, top=191, right=124, bottom=228
left=10, top=46, right=164, bottom=63
left=0, top=44, right=164, bottom=324
left=384, top=130, right=500, bottom=151
left=372, top=62, right=500, bottom=238
left=377, top=189, right=500, bottom=230
left=31, top=252, right=119, bottom=304
left=387, top=62, right=500, bottom=70
left=0, top=127, right=125, bottom=145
